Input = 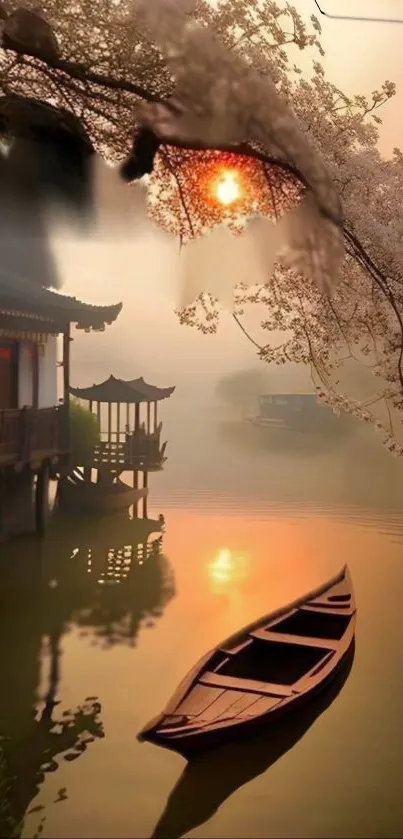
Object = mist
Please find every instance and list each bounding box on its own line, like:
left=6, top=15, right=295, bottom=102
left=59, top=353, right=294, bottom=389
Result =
left=50, top=160, right=294, bottom=405
left=50, top=159, right=379, bottom=420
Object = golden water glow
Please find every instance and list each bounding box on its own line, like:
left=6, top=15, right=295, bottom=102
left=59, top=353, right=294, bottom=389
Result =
left=208, top=546, right=249, bottom=593
left=214, top=171, right=241, bottom=206
left=209, top=547, right=234, bottom=583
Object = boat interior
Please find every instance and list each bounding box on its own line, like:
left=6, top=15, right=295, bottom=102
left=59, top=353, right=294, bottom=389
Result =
left=158, top=610, right=352, bottom=733
left=141, top=571, right=355, bottom=742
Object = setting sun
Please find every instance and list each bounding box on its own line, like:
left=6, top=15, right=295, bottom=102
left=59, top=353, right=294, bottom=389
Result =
left=214, top=170, right=241, bottom=206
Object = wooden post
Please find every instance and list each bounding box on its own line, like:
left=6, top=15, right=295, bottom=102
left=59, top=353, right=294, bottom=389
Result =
left=0, top=473, right=5, bottom=542
left=94, top=401, right=101, bottom=484
left=35, top=463, right=50, bottom=536
left=32, top=343, right=39, bottom=409
left=62, top=325, right=71, bottom=455
left=135, top=403, right=140, bottom=431
left=143, top=470, right=148, bottom=518
left=132, top=469, right=138, bottom=517
left=62, top=325, right=70, bottom=404
left=116, top=401, right=121, bottom=451
left=80, top=398, right=93, bottom=482
left=146, top=402, right=151, bottom=434
left=153, top=401, right=158, bottom=432
left=18, top=406, right=30, bottom=463
left=107, top=403, right=112, bottom=443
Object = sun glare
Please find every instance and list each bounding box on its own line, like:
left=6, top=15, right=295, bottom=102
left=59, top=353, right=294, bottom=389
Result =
left=214, top=170, right=241, bottom=206
left=208, top=547, right=249, bottom=593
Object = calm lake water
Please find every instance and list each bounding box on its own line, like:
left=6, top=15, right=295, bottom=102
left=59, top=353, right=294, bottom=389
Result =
left=1, top=399, right=403, bottom=838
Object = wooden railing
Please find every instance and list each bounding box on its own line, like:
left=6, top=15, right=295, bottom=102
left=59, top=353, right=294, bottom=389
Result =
left=92, top=438, right=167, bottom=470
left=0, top=406, right=68, bottom=465
left=90, top=427, right=167, bottom=471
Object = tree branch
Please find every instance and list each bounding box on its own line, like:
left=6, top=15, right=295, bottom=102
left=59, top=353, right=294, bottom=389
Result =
left=1, top=42, right=160, bottom=100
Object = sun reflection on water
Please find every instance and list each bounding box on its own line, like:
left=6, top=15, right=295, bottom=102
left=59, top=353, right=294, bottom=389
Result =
left=208, top=547, right=249, bottom=593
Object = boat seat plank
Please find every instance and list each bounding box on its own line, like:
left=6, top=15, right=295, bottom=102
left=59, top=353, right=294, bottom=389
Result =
left=197, top=694, right=283, bottom=726
left=175, top=685, right=225, bottom=717
left=240, top=694, right=283, bottom=717
left=221, top=638, right=254, bottom=656
left=200, top=670, right=293, bottom=697
left=302, top=605, right=354, bottom=616
left=307, top=579, right=351, bottom=604
left=165, top=693, right=283, bottom=732
left=223, top=692, right=264, bottom=718
left=251, top=628, right=338, bottom=651
left=196, top=689, right=254, bottom=722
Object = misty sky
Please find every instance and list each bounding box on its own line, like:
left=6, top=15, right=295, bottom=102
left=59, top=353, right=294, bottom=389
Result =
left=51, top=0, right=403, bottom=397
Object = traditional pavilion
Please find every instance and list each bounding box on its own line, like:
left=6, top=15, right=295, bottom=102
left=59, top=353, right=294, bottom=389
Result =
left=0, top=271, right=122, bottom=539
left=69, top=375, right=175, bottom=517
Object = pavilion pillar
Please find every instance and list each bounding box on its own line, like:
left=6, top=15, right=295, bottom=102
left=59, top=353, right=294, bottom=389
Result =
left=117, top=401, right=121, bottom=447
left=143, top=471, right=148, bottom=518
left=146, top=402, right=151, bottom=434
left=95, top=401, right=101, bottom=483
left=62, top=324, right=71, bottom=455
left=82, top=397, right=94, bottom=480
left=62, top=324, right=70, bottom=405
left=132, top=469, right=138, bottom=517
left=107, top=403, right=112, bottom=444
left=153, top=401, right=158, bottom=432
left=32, top=343, right=39, bottom=410
left=135, top=403, right=140, bottom=431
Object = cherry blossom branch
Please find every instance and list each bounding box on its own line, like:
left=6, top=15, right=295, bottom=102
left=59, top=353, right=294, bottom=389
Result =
left=232, top=313, right=263, bottom=350
left=0, top=42, right=159, bottom=101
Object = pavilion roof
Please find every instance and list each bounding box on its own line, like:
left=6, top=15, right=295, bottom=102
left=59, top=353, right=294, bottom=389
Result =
left=70, top=375, right=175, bottom=404
left=0, top=270, right=122, bottom=332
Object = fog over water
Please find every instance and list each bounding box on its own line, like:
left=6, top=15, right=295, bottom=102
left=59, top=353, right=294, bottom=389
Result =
left=2, top=8, right=403, bottom=836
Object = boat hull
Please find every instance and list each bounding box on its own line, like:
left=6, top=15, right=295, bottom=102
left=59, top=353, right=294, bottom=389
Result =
left=140, top=639, right=354, bottom=758
left=60, top=479, right=148, bottom=515
left=138, top=566, right=356, bottom=757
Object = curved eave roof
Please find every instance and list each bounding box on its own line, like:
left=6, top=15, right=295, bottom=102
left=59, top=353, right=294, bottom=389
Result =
left=70, top=375, right=176, bottom=404
left=0, top=269, right=122, bottom=331
left=124, top=377, right=175, bottom=401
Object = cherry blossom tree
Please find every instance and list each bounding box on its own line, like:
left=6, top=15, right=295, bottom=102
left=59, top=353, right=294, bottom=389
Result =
left=0, top=0, right=402, bottom=452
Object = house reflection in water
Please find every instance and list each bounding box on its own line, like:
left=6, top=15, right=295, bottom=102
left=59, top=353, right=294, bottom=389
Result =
left=0, top=506, right=175, bottom=833
left=44, top=510, right=176, bottom=648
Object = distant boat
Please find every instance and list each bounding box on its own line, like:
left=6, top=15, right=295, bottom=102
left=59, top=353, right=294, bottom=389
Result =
left=247, top=393, right=339, bottom=431
left=138, top=565, right=356, bottom=757
left=60, top=473, right=148, bottom=516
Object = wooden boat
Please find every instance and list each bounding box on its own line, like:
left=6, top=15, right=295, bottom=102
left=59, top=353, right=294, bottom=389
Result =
left=60, top=476, right=148, bottom=515
left=246, top=393, right=342, bottom=433
left=138, top=565, right=356, bottom=756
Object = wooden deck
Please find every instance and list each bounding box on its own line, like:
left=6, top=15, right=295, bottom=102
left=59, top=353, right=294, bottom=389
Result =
left=0, top=406, right=68, bottom=468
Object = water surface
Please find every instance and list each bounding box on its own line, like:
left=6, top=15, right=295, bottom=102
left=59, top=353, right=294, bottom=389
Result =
left=1, top=404, right=403, bottom=838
